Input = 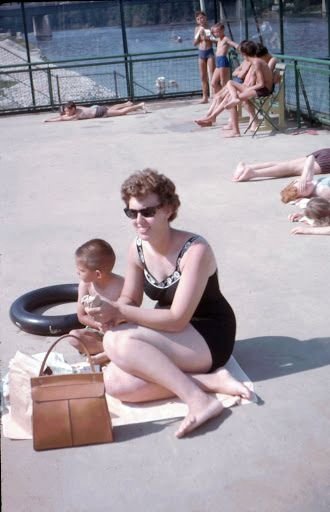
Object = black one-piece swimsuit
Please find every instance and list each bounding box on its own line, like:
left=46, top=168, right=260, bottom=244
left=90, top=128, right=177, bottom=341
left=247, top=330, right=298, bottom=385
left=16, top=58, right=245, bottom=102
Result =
left=136, top=235, right=236, bottom=372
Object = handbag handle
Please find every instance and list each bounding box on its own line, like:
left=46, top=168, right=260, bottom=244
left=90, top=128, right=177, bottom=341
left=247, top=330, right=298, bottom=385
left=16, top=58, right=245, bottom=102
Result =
left=38, top=334, right=97, bottom=376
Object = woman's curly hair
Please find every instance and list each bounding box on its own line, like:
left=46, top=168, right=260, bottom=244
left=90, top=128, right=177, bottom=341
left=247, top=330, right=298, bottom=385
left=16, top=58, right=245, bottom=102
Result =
left=305, top=197, right=330, bottom=226
left=121, top=168, right=181, bottom=222
left=280, top=181, right=300, bottom=203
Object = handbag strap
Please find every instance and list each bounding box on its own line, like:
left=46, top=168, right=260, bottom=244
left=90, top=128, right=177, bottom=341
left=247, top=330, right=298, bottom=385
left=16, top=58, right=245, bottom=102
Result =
left=38, top=334, right=97, bottom=376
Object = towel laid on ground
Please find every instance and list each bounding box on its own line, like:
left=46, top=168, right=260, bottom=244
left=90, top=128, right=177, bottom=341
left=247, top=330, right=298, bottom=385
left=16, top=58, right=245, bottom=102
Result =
left=2, top=353, right=255, bottom=439
left=106, top=356, right=256, bottom=427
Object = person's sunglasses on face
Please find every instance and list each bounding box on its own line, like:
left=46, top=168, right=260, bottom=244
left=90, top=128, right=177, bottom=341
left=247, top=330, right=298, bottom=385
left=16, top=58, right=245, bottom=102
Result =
left=124, top=204, right=162, bottom=219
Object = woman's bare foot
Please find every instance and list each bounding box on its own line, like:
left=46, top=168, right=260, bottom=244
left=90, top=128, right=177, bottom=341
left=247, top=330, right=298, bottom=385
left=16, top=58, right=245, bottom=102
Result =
left=233, top=161, right=246, bottom=180
left=225, top=98, right=240, bottom=110
left=232, top=164, right=255, bottom=182
left=213, top=368, right=252, bottom=400
left=199, top=98, right=209, bottom=104
left=175, top=395, right=224, bottom=438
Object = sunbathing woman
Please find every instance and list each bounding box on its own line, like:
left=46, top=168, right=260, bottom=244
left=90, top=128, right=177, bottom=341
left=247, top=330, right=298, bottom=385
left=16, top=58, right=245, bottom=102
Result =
left=233, top=149, right=330, bottom=182
left=280, top=174, right=330, bottom=203
left=289, top=197, right=330, bottom=235
left=44, top=100, right=145, bottom=122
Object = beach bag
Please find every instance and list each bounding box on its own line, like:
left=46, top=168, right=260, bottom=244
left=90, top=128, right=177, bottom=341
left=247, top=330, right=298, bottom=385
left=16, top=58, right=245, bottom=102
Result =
left=31, top=334, right=113, bottom=451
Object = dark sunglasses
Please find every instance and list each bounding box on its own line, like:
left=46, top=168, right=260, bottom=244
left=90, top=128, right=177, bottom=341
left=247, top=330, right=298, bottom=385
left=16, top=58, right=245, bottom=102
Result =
left=124, top=204, right=162, bottom=219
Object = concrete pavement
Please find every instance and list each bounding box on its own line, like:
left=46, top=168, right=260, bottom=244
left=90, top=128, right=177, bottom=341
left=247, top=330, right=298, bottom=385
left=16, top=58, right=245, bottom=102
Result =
left=1, top=99, right=330, bottom=512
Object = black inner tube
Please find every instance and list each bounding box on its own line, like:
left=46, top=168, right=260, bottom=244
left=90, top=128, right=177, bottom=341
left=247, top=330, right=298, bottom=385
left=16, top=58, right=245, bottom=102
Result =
left=9, top=283, right=83, bottom=336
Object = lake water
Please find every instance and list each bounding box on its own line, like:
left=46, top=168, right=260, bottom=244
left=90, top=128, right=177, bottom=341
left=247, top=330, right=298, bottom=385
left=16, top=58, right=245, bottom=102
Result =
left=29, top=17, right=328, bottom=62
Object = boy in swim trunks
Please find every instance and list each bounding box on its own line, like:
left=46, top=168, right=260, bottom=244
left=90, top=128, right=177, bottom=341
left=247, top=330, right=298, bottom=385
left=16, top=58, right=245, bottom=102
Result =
left=225, top=40, right=274, bottom=109
left=210, top=23, right=239, bottom=93
left=66, top=239, right=124, bottom=365
left=44, top=100, right=145, bottom=122
left=193, top=11, right=215, bottom=103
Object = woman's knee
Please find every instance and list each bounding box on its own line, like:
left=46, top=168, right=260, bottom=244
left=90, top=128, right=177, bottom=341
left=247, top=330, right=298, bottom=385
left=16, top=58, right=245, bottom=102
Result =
left=103, top=364, right=140, bottom=399
left=103, top=329, right=135, bottom=361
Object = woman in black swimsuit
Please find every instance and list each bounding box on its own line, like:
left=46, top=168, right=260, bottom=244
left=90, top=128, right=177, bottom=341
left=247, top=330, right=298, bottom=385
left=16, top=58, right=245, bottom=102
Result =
left=88, top=169, right=251, bottom=438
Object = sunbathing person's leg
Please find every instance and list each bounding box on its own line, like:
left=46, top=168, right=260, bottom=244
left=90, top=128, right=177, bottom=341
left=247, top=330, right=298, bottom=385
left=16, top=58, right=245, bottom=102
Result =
left=233, top=157, right=308, bottom=181
left=105, top=103, right=145, bottom=117
left=108, top=101, right=134, bottom=110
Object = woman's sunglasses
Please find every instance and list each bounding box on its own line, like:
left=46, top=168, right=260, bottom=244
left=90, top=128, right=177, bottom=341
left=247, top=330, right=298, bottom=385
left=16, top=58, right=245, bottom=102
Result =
left=124, top=204, right=162, bottom=219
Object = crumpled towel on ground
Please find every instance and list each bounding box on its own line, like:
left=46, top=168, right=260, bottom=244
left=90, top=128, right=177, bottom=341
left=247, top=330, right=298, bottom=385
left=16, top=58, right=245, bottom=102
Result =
left=2, top=351, right=74, bottom=440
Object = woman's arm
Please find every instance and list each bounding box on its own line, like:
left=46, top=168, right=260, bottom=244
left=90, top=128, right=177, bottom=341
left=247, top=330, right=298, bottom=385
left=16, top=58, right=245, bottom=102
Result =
left=117, top=242, right=145, bottom=307
left=291, top=225, right=330, bottom=235
left=113, top=240, right=214, bottom=332
left=295, top=155, right=316, bottom=195
left=90, top=240, right=215, bottom=333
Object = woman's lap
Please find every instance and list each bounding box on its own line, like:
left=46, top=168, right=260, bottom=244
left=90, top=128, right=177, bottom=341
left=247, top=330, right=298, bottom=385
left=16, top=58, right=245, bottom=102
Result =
left=104, top=322, right=213, bottom=373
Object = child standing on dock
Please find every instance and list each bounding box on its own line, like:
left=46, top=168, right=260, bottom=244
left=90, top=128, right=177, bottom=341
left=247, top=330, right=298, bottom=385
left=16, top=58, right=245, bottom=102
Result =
left=210, top=23, right=239, bottom=93
left=193, top=10, right=215, bottom=104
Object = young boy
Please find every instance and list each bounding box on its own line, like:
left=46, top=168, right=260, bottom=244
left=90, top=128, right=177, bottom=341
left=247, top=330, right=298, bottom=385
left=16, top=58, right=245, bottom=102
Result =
left=68, top=239, right=124, bottom=365
left=225, top=40, right=274, bottom=109
left=193, top=11, right=215, bottom=104
left=210, top=23, right=239, bottom=93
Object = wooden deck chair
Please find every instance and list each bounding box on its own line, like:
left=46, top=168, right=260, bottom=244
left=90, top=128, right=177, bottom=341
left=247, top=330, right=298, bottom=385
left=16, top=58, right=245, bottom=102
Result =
left=244, top=63, right=286, bottom=137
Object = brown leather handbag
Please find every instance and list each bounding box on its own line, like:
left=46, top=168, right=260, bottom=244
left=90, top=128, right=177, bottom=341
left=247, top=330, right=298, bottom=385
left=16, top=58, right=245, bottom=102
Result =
left=31, top=334, right=113, bottom=451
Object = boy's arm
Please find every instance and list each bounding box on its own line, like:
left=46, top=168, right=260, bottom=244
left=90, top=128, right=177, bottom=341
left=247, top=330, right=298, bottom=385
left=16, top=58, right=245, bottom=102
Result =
left=250, top=62, right=265, bottom=90
left=193, top=26, right=202, bottom=46
left=77, top=281, right=101, bottom=329
left=44, top=115, right=64, bottom=123
left=44, top=113, right=77, bottom=123
left=224, top=36, right=239, bottom=50
left=268, top=56, right=278, bottom=71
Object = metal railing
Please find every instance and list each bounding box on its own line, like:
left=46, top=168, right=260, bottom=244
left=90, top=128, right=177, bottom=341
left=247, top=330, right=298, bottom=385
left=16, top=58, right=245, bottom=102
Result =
left=274, top=54, right=330, bottom=127
left=0, top=48, right=329, bottom=127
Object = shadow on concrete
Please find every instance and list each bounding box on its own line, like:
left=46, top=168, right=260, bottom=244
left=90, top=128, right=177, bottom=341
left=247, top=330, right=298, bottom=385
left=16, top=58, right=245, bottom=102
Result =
left=234, top=336, right=330, bottom=382
left=113, top=407, right=233, bottom=443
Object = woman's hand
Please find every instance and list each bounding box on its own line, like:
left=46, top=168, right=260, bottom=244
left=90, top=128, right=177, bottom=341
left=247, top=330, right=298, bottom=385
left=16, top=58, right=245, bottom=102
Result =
left=288, top=211, right=303, bottom=222
left=291, top=225, right=312, bottom=235
left=86, top=301, right=125, bottom=329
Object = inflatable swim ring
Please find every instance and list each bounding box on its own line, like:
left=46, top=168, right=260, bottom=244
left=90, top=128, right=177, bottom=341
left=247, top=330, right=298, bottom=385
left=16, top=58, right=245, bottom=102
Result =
left=9, top=283, right=83, bottom=336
